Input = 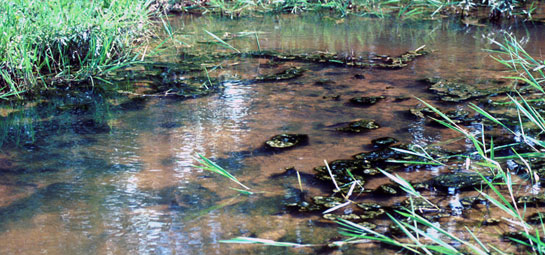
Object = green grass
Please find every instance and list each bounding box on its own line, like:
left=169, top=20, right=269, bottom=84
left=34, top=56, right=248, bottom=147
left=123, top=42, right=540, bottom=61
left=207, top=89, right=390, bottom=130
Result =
left=165, top=0, right=534, bottom=20
left=0, top=0, right=153, bottom=99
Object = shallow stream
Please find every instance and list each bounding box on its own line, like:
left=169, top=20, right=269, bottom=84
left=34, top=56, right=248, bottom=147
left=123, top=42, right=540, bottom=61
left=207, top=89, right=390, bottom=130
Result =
left=1, top=14, right=545, bottom=254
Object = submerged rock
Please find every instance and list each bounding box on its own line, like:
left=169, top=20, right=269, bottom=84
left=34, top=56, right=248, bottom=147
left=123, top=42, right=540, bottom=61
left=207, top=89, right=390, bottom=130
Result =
left=424, top=77, right=514, bottom=102
left=409, top=106, right=472, bottom=124
left=353, top=74, right=365, bottom=79
left=397, top=197, right=443, bottom=214
left=314, top=159, right=369, bottom=185
left=323, top=213, right=361, bottom=221
left=349, top=96, right=384, bottom=106
left=253, top=67, right=305, bottom=82
left=322, top=94, right=341, bottom=100
left=424, top=172, right=490, bottom=191
left=285, top=201, right=322, bottom=212
left=374, top=183, right=403, bottom=195
left=336, top=119, right=380, bottom=133
left=246, top=47, right=429, bottom=70
left=356, top=203, right=386, bottom=219
left=353, top=146, right=409, bottom=164
left=517, top=194, right=545, bottom=205
left=376, top=47, right=430, bottom=69
left=527, top=212, right=545, bottom=224
left=313, top=196, right=344, bottom=208
left=371, top=137, right=398, bottom=147
left=265, top=134, right=308, bottom=149
left=482, top=218, right=501, bottom=226
left=459, top=196, right=487, bottom=208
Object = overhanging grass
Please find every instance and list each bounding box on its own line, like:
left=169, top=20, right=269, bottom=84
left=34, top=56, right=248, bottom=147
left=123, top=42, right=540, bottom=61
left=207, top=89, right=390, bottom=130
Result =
left=0, top=0, right=153, bottom=99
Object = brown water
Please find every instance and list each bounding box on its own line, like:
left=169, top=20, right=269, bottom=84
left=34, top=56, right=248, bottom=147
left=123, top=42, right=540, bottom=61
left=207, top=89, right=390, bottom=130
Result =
left=1, top=14, right=545, bottom=254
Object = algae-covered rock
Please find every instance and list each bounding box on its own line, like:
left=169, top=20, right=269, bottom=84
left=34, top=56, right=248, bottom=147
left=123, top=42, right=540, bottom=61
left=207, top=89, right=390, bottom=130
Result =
left=482, top=218, right=501, bottom=225
left=409, top=106, right=472, bottom=124
left=314, top=159, right=369, bottom=185
left=323, top=213, right=361, bottom=221
left=356, top=202, right=383, bottom=211
left=371, top=137, right=398, bottom=147
left=254, top=67, right=305, bottom=82
left=285, top=201, right=322, bottom=212
left=397, top=197, right=443, bottom=214
left=424, top=77, right=514, bottom=102
left=313, top=196, right=344, bottom=208
left=356, top=202, right=386, bottom=219
left=376, top=47, right=430, bottom=69
left=349, top=96, right=384, bottom=106
left=425, top=172, right=490, bottom=190
left=336, top=119, right=380, bottom=133
left=246, top=47, right=428, bottom=70
left=353, top=146, right=410, bottom=165
left=375, top=183, right=403, bottom=195
left=265, top=134, right=308, bottom=149
left=322, top=94, right=341, bottom=100
left=460, top=196, right=487, bottom=208
left=517, top=194, right=545, bottom=205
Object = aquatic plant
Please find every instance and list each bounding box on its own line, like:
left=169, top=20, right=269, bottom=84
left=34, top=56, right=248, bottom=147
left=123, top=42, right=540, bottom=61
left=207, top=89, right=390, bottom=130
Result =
left=0, top=0, right=153, bottom=98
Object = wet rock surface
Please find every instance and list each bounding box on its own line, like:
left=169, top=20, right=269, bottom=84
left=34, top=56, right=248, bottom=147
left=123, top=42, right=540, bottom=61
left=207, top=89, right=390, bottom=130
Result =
left=240, top=47, right=429, bottom=69
left=313, top=159, right=369, bottom=186
left=371, top=137, right=398, bottom=147
left=409, top=106, right=474, bottom=124
left=352, top=145, right=412, bottom=167
left=460, top=196, right=487, bottom=208
left=424, top=77, right=516, bottom=102
left=336, top=119, right=380, bottom=133
left=264, top=134, right=309, bottom=149
left=349, top=96, right=385, bottom=106
left=422, top=172, right=490, bottom=191
left=397, top=197, right=443, bottom=214
left=517, top=194, right=545, bottom=205
left=253, top=67, right=306, bottom=82
left=527, top=212, right=545, bottom=224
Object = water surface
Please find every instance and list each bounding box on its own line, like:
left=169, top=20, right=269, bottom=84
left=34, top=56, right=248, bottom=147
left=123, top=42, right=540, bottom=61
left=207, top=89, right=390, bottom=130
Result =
left=1, top=14, right=544, bottom=254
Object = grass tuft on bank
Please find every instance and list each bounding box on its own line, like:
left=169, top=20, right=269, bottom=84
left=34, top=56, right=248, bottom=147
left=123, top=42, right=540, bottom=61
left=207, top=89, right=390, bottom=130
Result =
left=0, top=0, right=153, bottom=99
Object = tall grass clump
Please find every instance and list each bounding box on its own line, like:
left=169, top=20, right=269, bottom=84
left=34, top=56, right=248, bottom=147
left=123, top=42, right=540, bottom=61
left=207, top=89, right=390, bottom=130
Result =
left=0, top=0, right=153, bottom=99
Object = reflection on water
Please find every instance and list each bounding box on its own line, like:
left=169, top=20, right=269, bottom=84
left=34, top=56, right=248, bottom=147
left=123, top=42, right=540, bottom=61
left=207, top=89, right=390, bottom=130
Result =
left=0, top=14, right=544, bottom=254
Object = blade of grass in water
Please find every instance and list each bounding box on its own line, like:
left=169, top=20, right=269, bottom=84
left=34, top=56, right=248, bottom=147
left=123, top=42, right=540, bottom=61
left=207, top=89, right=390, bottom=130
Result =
left=220, top=237, right=315, bottom=247
left=193, top=153, right=250, bottom=190
left=204, top=29, right=241, bottom=53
